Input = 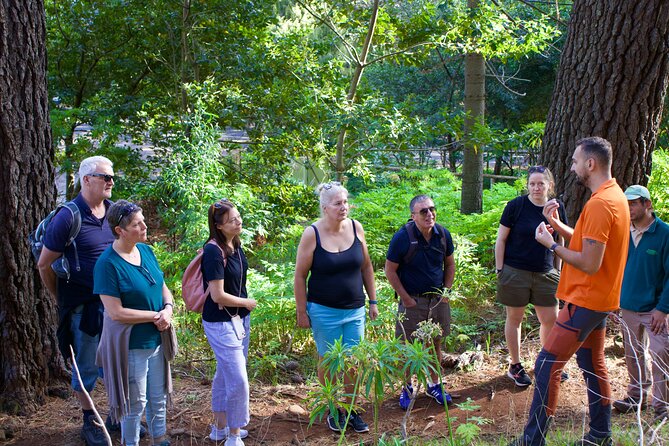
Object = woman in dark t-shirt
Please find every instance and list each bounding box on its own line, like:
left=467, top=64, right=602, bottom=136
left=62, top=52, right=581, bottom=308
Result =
left=201, top=199, right=255, bottom=445
left=494, top=166, right=566, bottom=387
left=294, top=181, right=377, bottom=434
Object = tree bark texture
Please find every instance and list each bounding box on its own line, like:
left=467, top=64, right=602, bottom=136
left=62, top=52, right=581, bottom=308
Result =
left=460, top=47, right=486, bottom=214
left=0, top=0, right=64, bottom=414
left=541, top=0, right=669, bottom=223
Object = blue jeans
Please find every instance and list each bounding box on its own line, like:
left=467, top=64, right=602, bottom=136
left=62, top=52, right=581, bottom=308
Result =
left=306, top=302, right=365, bottom=356
left=203, top=317, right=251, bottom=429
left=70, top=310, right=101, bottom=392
left=122, top=346, right=167, bottom=446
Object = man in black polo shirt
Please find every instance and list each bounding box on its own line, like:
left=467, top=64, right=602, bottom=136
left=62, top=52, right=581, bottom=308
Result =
left=38, top=156, right=115, bottom=446
left=385, top=194, right=456, bottom=410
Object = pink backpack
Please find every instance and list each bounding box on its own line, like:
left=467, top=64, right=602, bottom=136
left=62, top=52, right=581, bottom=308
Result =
left=181, top=240, right=225, bottom=312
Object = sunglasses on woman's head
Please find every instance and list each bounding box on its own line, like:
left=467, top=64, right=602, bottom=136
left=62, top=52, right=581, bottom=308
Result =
left=528, top=166, right=547, bottom=174
left=322, top=181, right=341, bottom=191
left=213, top=198, right=232, bottom=209
left=120, top=203, right=140, bottom=218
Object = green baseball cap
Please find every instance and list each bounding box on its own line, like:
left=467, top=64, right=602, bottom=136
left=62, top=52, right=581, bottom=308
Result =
left=624, top=185, right=651, bottom=201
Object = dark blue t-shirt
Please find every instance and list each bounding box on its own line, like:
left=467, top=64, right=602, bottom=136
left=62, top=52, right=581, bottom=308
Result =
left=93, top=243, right=164, bottom=349
left=386, top=223, right=455, bottom=295
left=500, top=195, right=567, bottom=273
left=201, top=242, right=249, bottom=323
left=43, top=194, right=114, bottom=306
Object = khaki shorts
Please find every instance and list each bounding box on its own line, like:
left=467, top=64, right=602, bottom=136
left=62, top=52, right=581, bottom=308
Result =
left=496, top=264, right=559, bottom=307
left=395, top=295, right=451, bottom=341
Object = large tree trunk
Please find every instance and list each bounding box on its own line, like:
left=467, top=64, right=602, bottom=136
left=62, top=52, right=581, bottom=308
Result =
left=460, top=0, right=486, bottom=215
left=0, top=0, right=65, bottom=414
left=541, top=0, right=669, bottom=223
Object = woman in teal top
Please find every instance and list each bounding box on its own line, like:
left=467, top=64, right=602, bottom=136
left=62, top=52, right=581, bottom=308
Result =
left=94, top=200, right=174, bottom=446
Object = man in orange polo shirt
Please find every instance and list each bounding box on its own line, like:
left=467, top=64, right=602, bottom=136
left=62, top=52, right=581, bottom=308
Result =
left=510, top=137, right=630, bottom=446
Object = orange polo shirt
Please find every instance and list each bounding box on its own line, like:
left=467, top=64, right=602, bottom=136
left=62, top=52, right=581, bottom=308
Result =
left=557, top=179, right=630, bottom=312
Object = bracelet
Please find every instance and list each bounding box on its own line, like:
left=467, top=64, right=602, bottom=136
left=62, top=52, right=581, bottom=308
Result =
left=369, top=300, right=378, bottom=305
left=549, top=243, right=559, bottom=253
left=163, top=303, right=174, bottom=310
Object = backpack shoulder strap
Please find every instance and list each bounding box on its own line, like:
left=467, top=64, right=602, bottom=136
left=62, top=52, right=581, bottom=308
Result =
left=63, top=201, right=82, bottom=246
left=206, top=240, right=227, bottom=267
left=434, top=223, right=449, bottom=257
left=402, top=221, right=419, bottom=264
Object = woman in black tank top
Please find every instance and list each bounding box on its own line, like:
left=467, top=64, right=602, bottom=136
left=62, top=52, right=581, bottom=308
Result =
left=294, top=182, right=378, bottom=433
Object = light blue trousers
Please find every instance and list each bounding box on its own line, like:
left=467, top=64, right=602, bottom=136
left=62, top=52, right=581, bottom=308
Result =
left=203, top=316, right=251, bottom=429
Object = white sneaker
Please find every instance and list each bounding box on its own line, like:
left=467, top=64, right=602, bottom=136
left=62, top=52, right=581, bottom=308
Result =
left=209, top=425, right=249, bottom=441
left=224, top=434, right=244, bottom=446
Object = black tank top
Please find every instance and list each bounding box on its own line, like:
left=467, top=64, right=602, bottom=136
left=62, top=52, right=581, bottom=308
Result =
left=306, top=219, right=365, bottom=309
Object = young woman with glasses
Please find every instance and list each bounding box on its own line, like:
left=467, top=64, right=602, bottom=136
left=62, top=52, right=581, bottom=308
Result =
left=201, top=199, right=255, bottom=446
left=294, top=182, right=378, bottom=434
left=495, top=166, right=567, bottom=387
left=94, top=200, right=174, bottom=446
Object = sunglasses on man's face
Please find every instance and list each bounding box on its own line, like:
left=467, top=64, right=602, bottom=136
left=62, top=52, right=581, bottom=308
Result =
left=88, top=173, right=115, bottom=182
left=414, top=206, right=436, bottom=216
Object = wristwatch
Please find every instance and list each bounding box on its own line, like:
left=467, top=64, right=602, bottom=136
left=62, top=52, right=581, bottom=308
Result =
left=549, top=243, right=559, bottom=253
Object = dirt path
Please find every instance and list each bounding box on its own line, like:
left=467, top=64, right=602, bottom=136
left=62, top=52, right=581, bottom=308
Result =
left=0, top=337, right=665, bottom=445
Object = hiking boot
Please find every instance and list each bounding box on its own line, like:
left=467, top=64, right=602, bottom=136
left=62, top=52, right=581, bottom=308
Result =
left=224, top=434, right=244, bottom=446
left=426, top=383, right=452, bottom=405
left=507, top=363, right=532, bottom=387
left=105, top=415, right=147, bottom=438
left=209, top=425, right=249, bottom=441
left=613, top=396, right=646, bottom=413
left=399, top=384, right=413, bottom=410
left=80, top=416, right=107, bottom=446
left=570, top=433, right=612, bottom=446
left=345, top=411, right=369, bottom=433
left=326, top=410, right=344, bottom=433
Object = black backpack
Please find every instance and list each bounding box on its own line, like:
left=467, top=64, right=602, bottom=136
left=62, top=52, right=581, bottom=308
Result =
left=29, top=201, right=82, bottom=280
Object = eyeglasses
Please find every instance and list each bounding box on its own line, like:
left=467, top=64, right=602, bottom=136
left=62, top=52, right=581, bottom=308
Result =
left=139, top=265, right=156, bottom=286
left=528, top=166, right=546, bottom=174
left=414, top=206, right=436, bottom=216
left=322, top=181, right=341, bottom=191
left=88, top=173, right=115, bottom=182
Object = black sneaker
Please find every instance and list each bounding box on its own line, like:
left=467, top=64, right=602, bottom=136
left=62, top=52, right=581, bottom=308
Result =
left=326, top=410, right=344, bottom=433
left=613, top=396, right=646, bottom=413
left=570, top=433, right=612, bottom=446
left=346, top=411, right=369, bottom=433
left=507, top=363, right=532, bottom=387
left=80, top=416, right=107, bottom=446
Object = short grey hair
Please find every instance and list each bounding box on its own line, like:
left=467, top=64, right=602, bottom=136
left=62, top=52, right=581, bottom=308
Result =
left=409, top=194, right=432, bottom=212
left=78, top=155, right=113, bottom=187
left=316, top=181, right=348, bottom=216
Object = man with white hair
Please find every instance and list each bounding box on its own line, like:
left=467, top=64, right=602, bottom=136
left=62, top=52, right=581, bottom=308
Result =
left=613, top=185, right=669, bottom=422
left=38, top=156, right=115, bottom=446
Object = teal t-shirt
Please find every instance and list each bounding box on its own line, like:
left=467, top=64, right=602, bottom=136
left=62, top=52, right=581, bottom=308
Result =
left=94, top=243, right=164, bottom=349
